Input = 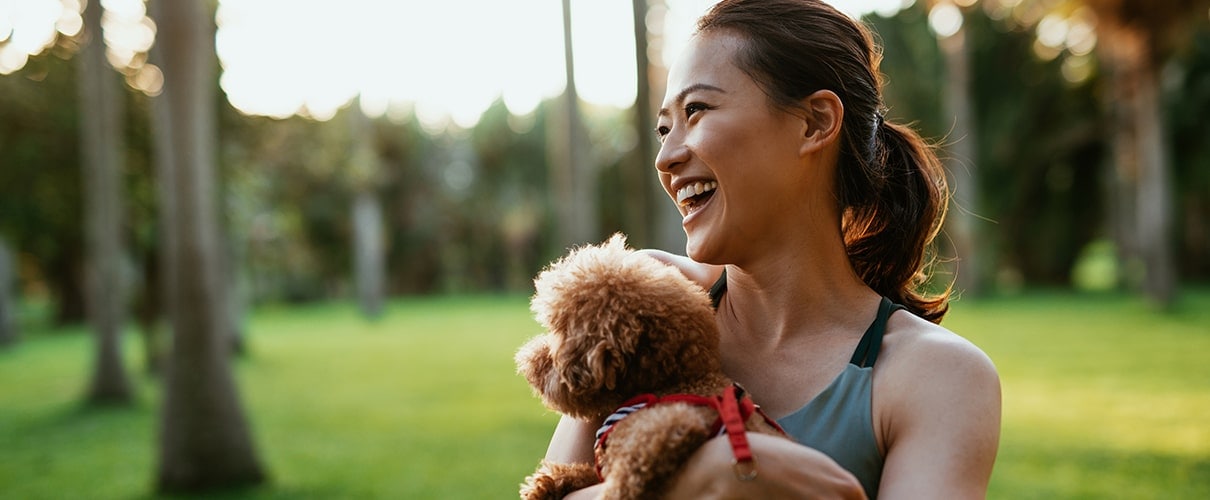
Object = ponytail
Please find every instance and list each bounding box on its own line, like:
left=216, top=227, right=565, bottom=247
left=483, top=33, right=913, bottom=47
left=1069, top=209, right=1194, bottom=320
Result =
left=842, top=118, right=950, bottom=323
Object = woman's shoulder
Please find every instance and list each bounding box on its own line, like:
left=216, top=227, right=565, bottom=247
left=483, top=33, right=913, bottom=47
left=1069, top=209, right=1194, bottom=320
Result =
left=874, top=307, right=1001, bottom=449
left=871, top=307, right=1002, bottom=497
left=879, top=307, right=997, bottom=381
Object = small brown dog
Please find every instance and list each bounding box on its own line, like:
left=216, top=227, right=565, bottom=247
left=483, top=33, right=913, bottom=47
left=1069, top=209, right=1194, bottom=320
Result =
left=516, top=235, right=786, bottom=499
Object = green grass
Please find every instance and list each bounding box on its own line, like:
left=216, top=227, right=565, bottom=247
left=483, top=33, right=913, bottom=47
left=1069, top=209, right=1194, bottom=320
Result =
left=0, top=290, right=1208, bottom=499
left=947, top=289, right=1210, bottom=499
left=0, top=295, right=556, bottom=499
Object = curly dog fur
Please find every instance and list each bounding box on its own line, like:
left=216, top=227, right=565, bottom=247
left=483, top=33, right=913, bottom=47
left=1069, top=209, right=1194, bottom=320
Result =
left=516, top=235, right=785, bottom=499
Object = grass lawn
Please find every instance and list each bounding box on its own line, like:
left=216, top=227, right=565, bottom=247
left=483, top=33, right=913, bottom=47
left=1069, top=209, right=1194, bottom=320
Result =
left=0, top=289, right=1207, bottom=499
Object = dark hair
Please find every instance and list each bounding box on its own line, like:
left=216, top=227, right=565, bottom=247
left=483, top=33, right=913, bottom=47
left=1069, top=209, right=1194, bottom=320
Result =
left=698, top=0, right=950, bottom=322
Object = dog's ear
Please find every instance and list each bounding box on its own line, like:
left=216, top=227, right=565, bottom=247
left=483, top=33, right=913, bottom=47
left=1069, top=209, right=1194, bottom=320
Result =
left=516, top=335, right=566, bottom=406
left=555, top=325, right=628, bottom=396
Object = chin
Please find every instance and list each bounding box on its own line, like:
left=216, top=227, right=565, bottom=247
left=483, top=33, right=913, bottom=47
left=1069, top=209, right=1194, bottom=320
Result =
left=684, top=234, right=722, bottom=266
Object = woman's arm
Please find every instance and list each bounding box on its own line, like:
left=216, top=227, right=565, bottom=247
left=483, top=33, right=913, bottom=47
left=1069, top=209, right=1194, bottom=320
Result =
left=544, top=415, right=605, bottom=499
left=665, top=434, right=867, bottom=499
left=544, top=414, right=596, bottom=464
left=875, top=329, right=1002, bottom=498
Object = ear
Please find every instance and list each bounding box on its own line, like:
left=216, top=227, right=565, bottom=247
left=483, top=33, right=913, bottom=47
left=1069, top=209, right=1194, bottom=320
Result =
left=556, top=329, right=626, bottom=396
left=798, top=89, right=844, bottom=157
left=516, top=335, right=559, bottom=398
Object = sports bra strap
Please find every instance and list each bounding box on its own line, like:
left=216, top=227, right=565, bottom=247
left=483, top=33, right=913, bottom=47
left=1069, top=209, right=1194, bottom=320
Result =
left=709, top=269, right=728, bottom=310
left=849, top=297, right=906, bottom=368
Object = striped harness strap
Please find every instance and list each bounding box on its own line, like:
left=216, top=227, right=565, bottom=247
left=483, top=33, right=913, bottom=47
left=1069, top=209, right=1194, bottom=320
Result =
left=592, top=384, right=785, bottom=481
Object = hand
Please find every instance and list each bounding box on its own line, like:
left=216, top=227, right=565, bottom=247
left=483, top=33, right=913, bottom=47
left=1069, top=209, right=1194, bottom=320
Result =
left=665, top=433, right=867, bottom=500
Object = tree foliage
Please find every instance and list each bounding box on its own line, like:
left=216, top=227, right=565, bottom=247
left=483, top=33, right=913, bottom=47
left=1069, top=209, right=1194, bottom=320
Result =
left=1, top=2, right=1208, bottom=326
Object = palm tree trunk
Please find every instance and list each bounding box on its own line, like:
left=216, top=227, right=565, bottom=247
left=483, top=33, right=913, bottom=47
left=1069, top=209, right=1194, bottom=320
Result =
left=552, top=0, right=597, bottom=248
left=151, top=0, right=266, bottom=491
left=352, top=190, right=385, bottom=318
left=631, top=0, right=685, bottom=252
left=1101, top=22, right=1177, bottom=307
left=78, top=0, right=133, bottom=404
left=938, top=17, right=982, bottom=296
left=348, top=102, right=385, bottom=319
left=0, top=237, right=16, bottom=347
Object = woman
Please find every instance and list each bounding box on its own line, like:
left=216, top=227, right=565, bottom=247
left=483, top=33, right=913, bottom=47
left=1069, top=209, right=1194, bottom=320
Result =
left=543, top=0, right=1001, bottom=498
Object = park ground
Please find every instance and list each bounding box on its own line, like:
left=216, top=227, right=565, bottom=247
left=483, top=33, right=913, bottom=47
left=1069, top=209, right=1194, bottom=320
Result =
left=1, top=289, right=1208, bottom=499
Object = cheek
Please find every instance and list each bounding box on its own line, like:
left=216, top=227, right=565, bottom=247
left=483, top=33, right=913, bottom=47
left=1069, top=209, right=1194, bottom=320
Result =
left=658, top=171, right=674, bottom=197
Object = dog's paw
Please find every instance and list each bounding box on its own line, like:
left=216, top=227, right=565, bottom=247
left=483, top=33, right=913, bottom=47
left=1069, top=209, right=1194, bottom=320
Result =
left=520, top=461, right=599, bottom=500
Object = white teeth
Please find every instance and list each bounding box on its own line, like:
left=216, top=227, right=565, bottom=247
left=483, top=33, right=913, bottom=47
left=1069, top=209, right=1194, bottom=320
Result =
left=676, top=181, right=717, bottom=206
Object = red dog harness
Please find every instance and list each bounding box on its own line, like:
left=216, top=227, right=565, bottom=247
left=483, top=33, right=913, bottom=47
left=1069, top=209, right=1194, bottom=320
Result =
left=593, top=384, right=786, bottom=481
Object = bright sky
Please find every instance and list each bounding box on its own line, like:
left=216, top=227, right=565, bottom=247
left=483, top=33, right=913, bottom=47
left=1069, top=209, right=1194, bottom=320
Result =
left=0, top=0, right=916, bottom=127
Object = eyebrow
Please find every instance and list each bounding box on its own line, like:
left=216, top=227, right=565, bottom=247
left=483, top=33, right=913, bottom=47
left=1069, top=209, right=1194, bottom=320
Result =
left=658, top=83, right=726, bottom=117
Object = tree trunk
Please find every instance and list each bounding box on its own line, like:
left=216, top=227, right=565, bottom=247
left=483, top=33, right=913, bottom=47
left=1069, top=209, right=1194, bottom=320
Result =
left=552, top=0, right=598, bottom=249
left=1101, top=22, right=1177, bottom=307
left=0, top=237, right=17, bottom=347
left=151, top=0, right=266, bottom=492
left=626, top=0, right=655, bottom=247
left=630, top=0, right=685, bottom=252
left=1134, top=64, right=1176, bottom=306
left=348, top=102, right=385, bottom=319
left=352, top=190, right=385, bottom=318
left=78, top=0, right=134, bottom=404
left=938, top=17, right=983, bottom=296
left=145, top=29, right=176, bottom=376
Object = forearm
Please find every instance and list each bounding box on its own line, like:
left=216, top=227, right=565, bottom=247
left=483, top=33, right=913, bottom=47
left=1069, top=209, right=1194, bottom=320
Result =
left=667, top=434, right=866, bottom=500
left=545, top=414, right=597, bottom=464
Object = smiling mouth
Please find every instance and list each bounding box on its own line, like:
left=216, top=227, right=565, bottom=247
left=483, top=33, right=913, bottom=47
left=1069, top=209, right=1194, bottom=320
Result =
left=676, top=180, right=717, bottom=212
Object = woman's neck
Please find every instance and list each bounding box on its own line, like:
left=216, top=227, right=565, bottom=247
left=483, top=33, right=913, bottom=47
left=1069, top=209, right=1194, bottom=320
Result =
left=718, top=228, right=880, bottom=347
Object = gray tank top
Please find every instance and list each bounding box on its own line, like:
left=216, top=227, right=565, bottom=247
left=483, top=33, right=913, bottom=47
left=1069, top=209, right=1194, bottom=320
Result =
left=710, top=273, right=902, bottom=499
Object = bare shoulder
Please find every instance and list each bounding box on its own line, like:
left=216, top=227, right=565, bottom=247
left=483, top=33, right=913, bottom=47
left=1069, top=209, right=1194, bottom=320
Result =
left=875, top=311, right=1001, bottom=429
left=872, top=309, right=1001, bottom=497
left=878, top=309, right=999, bottom=389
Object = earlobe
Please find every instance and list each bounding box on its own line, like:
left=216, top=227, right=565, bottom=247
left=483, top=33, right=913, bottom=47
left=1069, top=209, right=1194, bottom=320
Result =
left=799, top=89, right=844, bottom=156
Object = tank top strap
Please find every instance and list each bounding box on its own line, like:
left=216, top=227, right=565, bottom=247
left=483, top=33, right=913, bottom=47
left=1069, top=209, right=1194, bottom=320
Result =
left=708, top=269, right=728, bottom=310
left=849, top=297, right=906, bottom=368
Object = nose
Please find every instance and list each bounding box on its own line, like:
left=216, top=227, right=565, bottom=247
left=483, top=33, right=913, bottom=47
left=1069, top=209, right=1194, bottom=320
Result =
left=654, top=133, right=689, bottom=173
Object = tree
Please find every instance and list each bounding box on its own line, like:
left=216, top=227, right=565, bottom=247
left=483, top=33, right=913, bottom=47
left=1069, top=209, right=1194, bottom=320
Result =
left=78, top=0, right=134, bottom=404
left=624, top=0, right=656, bottom=248
left=550, top=0, right=598, bottom=249
left=1087, top=0, right=1207, bottom=307
left=928, top=1, right=984, bottom=296
left=347, top=99, right=385, bottom=319
left=0, top=237, right=16, bottom=346
left=150, top=0, right=266, bottom=491
left=632, top=0, right=685, bottom=253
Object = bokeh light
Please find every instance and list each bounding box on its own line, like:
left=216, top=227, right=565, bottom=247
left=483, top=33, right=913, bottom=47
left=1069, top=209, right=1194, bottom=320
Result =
left=929, top=2, right=964, bottom=39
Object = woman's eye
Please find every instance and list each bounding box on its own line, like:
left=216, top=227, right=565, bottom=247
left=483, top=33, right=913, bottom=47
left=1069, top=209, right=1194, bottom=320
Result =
left=685, top=102, right=709, bottom=117
left=655, top=125, right=670, bottom=141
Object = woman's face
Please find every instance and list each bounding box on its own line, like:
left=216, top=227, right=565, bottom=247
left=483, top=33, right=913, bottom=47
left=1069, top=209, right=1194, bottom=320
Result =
left=655, top=31, right=816, bottom=265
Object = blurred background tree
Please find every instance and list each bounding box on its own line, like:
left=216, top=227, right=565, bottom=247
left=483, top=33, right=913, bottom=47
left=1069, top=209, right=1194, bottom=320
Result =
left=0, top=236, right=15, bottom=345
left=147, top=0, right=265, bottom=491
left=77, top=0, right=134, bottom=404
